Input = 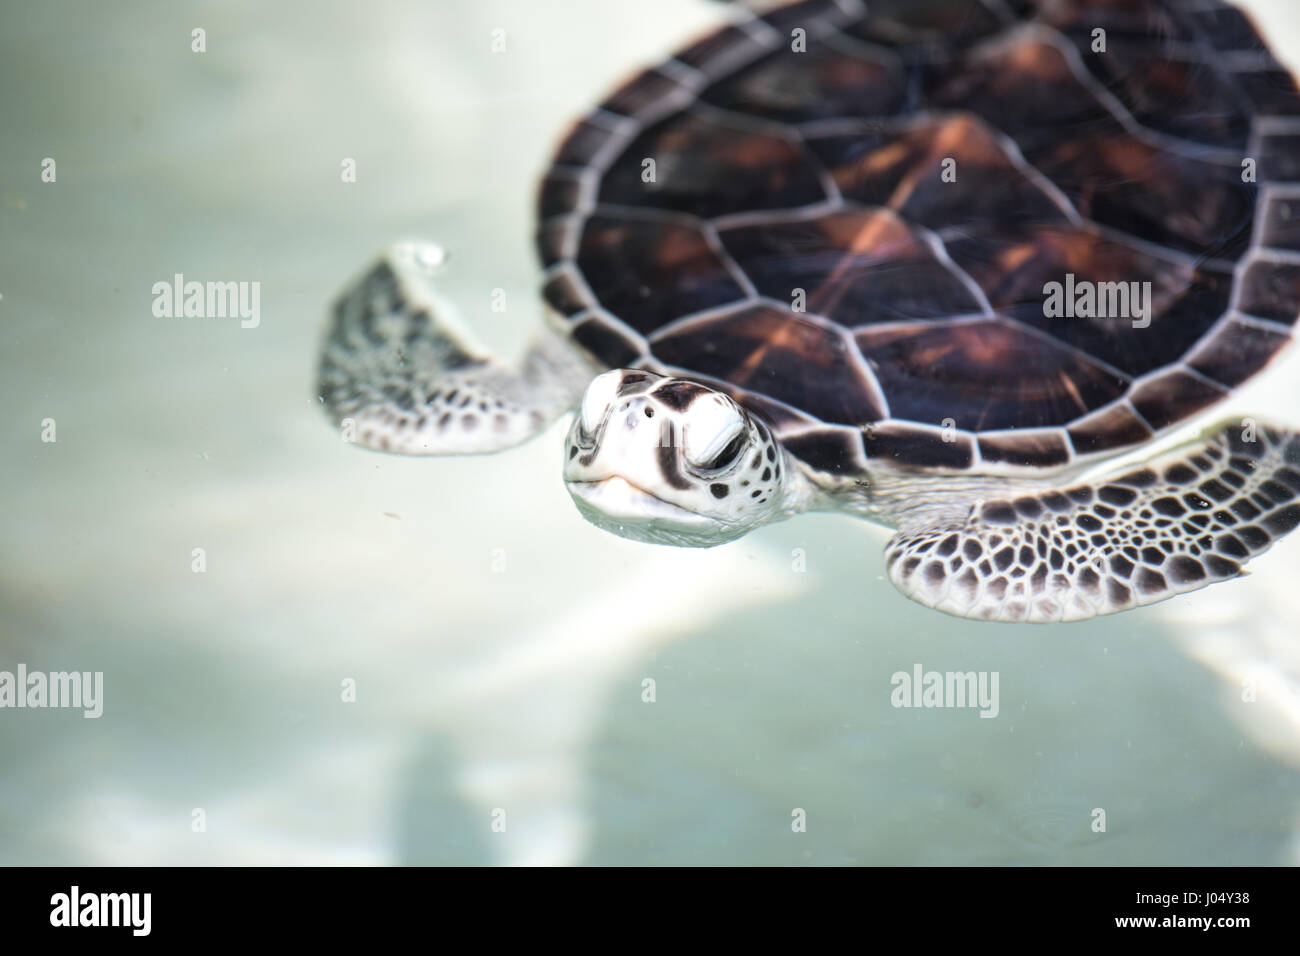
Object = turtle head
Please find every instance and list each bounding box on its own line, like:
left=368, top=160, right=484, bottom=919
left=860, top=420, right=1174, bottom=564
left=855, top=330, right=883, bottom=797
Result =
left=563, top=370, right=788, bottom=547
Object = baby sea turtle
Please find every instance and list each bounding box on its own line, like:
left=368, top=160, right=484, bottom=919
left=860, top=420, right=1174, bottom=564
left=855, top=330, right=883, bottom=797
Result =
left=319, top=0, right=1300, bottom=622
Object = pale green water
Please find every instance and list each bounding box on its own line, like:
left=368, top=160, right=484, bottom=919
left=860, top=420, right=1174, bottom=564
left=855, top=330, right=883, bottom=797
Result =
left=1, top=0, right=1299, bottom=865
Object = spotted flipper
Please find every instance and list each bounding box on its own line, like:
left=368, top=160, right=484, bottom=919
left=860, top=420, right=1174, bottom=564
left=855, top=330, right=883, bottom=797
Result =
left=885, top=423, right=1300, bottom=623
left=317, top=243, right=597, bottom=455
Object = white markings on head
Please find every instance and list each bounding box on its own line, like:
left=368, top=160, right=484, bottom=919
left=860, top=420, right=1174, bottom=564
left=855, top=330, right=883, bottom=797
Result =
left=580, top=369, right=623, bottom=438
left=563, top=370, right=790, bottom=547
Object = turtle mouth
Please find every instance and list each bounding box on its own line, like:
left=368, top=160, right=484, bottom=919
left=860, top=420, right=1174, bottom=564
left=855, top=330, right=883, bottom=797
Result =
left=565, top=475, right=706, bottom=525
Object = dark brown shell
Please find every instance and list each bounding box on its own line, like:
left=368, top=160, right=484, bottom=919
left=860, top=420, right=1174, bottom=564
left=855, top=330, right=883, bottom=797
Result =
left=537, top=0, right=1300, bottom=476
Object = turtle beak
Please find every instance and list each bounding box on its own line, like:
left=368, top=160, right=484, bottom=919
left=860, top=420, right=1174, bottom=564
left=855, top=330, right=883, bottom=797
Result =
left=565, top=475, right=704, bottom=524
left=564, top=474, right=727, bottom=548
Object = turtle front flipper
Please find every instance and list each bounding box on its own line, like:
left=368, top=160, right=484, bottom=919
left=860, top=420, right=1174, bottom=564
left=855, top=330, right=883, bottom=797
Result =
left=317, top=242, right=599, bottom=455
left=883, top=423, right=1300, bottom=623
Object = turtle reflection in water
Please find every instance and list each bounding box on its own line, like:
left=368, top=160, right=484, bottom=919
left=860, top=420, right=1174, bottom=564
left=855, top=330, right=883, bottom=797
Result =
left=319, top=0, right=1300, bottom=623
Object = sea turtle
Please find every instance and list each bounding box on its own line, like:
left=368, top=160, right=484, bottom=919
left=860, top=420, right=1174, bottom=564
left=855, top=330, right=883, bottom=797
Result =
left=318, top=0, right=1300, bottom=622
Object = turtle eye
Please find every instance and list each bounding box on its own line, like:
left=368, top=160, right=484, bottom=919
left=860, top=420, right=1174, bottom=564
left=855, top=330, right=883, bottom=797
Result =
left=578, top=370, right=622, bottom=441
left=700, top=431, right=747, bottom=471
left=685, top=395, right=748, bottom=471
